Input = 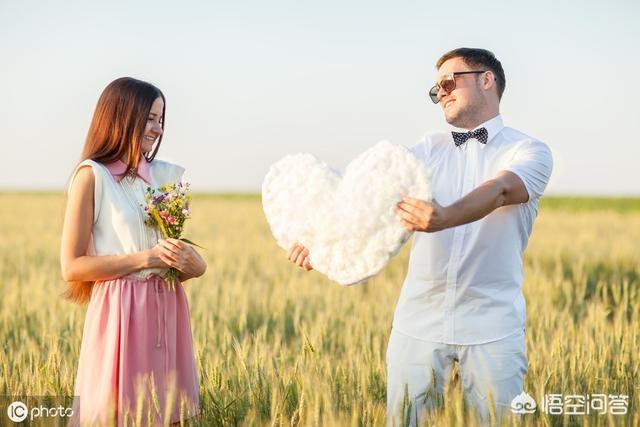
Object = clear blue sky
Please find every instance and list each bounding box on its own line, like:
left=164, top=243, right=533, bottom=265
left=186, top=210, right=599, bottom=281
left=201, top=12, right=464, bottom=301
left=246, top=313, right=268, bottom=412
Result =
left=2, top=0, right=639, bottom=195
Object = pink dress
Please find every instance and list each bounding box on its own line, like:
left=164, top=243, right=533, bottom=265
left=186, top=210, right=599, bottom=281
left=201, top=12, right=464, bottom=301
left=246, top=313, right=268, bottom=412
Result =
left=67, top=158, right=200, bottom=426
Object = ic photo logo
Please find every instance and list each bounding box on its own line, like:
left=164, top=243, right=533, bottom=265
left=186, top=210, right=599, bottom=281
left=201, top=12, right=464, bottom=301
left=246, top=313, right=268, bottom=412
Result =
left=7, top=401, right=28, bottom=422
left=5, top=398, right=75, bottom=423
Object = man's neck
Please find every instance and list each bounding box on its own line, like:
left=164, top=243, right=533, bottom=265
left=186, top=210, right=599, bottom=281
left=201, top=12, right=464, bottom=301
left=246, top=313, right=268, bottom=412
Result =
left=460, top=109, right=500, bottom=131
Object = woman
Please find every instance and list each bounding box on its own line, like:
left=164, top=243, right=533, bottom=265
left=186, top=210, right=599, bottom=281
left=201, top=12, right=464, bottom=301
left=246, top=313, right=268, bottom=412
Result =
left=61, top=77, right=206, bottom=426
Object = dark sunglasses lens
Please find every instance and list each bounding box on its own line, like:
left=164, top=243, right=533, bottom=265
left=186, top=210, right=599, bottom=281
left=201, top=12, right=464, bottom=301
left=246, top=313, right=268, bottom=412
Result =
left=428, top=86, right=440, bottom=104
left=441, top=76, right=456, bottom=93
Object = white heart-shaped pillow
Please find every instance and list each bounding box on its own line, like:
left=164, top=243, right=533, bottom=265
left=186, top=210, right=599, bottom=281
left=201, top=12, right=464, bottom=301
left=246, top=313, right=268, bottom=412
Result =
left=262, top=141, right=432, bottom=285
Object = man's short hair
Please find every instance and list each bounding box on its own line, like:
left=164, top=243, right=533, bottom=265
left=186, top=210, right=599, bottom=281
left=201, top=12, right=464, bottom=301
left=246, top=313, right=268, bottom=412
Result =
left=436, top=48, right=506, bottom=100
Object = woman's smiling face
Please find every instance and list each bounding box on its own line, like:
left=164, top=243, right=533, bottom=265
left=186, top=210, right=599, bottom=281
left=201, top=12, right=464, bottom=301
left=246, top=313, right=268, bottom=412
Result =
left=142, top=97, right=164, bottom=154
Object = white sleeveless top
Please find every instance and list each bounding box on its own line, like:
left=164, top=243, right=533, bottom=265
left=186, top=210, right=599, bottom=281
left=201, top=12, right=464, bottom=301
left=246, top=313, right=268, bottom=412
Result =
left=67, top=158, right=186, bottom=279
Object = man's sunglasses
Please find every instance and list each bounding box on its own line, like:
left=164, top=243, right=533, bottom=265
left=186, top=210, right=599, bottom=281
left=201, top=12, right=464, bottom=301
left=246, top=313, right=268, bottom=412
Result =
left=428, top=70, right=487, bottom=104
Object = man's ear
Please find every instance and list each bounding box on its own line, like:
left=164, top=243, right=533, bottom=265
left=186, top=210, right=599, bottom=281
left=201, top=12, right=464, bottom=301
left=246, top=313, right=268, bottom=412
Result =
left=482, top=71, right=496, bottom=91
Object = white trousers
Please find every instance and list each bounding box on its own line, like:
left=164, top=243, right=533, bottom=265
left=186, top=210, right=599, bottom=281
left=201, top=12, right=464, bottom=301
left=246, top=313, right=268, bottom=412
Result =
left=386, top=327, right=528, bottom=426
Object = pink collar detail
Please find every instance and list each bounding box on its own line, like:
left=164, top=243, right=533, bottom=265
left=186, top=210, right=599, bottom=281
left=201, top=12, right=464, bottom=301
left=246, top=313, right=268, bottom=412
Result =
left=104, top=156, right=152, bottom=185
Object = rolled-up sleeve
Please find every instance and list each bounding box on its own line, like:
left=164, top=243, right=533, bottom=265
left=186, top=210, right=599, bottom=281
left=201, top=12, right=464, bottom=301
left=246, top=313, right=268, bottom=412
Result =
left=504, top=139, right=553, bottom=200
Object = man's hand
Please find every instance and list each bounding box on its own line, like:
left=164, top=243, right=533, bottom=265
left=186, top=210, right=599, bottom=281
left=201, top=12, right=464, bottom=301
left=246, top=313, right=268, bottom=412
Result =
left=287, top=242, right=313, bottom=271
left=396, top=197, right=451, bottom=232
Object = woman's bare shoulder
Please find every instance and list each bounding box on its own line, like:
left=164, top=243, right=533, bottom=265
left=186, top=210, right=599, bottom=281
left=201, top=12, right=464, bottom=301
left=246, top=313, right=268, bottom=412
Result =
left=69, top=164, right=95, bottom=196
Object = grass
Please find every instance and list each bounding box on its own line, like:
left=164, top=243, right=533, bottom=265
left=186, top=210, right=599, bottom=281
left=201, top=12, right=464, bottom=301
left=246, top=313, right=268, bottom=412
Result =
left=0, top=193, right=638, bottom=426
left=540, top=196, right=640, bottom=212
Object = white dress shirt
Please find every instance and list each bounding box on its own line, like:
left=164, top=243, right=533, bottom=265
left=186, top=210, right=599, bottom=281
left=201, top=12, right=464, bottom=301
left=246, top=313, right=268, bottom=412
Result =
left=392, top=114, right=553, bottom=344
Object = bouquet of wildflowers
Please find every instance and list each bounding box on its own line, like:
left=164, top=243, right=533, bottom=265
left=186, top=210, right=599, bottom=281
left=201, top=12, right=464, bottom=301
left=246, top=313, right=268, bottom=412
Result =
left=141, top=182, right=201, bottom=290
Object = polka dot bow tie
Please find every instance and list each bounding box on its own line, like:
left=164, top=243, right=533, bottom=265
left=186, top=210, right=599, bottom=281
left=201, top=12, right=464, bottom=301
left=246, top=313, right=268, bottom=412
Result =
left=451, top=127, right=488, bottom=147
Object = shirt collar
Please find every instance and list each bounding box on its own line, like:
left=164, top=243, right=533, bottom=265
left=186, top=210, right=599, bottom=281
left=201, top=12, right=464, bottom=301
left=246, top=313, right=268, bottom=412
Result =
left=448, top=113, right=504, bottom=145
left=104, top=155, right=152, bottom=185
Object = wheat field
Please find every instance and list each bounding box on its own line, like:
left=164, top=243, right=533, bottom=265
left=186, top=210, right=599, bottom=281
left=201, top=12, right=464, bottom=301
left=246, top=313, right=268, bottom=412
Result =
left=0, top=193, right=638, bottom=426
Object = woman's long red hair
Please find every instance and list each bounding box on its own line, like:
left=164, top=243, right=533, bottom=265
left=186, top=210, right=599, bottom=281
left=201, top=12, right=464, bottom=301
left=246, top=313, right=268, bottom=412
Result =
left=63, top=77, right=166, bottom=305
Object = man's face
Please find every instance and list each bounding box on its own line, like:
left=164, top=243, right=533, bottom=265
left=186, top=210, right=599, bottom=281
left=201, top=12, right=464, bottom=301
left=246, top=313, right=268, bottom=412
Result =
left=435, top=57, right=485, bottom=128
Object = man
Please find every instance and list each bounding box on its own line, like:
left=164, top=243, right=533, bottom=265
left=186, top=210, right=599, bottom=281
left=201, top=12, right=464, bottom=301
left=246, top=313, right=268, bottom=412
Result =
left=288, top=47, right=553, bottom=425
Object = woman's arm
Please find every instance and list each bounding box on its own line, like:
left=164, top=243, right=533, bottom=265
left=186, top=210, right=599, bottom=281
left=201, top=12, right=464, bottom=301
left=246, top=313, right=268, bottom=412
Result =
left=60, top=166, right=168, bottom=282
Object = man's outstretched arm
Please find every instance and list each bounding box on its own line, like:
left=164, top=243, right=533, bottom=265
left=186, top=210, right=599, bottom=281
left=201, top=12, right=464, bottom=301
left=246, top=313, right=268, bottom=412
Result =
left=396, top=170, right=529, bottom=233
